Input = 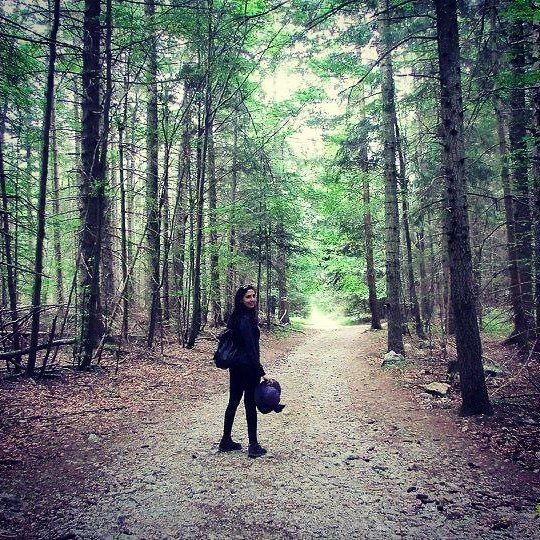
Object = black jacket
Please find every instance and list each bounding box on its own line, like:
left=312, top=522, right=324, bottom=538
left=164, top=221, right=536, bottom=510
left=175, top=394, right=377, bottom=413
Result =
left=232, top=311, right=265, bottom=377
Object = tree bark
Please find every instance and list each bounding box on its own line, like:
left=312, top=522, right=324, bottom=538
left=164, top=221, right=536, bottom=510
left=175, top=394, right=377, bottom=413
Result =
left=225, top=117, right=238, bottom=322
left=207, top=122, right=223, bottom=326
left=276, top=224, right=290, bottom=324
left=0, top=105, right=21, bottom=371
left=99, top=0, right=114, bottom=322
left=434, top=0, right=492, bottom=415
left=532, top=15, right=540, bottom=352
left=161, top=84, right=172, bottom=323
left=508, top=19, right=533, bottom=321
left=118, top=55, right=134, bottom=338
left=78, top=0, right=105, bottom=369
left=51, top=101, right=64, bottom=307
left=118, top=91, right=129, bottom=340
left=494, top=101, right=528, bottom=349
left=395, top=119, right=425, bottom=339
left=187, top=1, right=213, bottom=348
left=145, top=0, right=162, bottom=348
left=186, top=83, right=211, bottom=347
left=265, top=227, right=273, bottom=326
left=358, top=105, right=381, bottom=330
left=173, top=82, right=192, bottom=339
left=27, top=0, right=61, bottom=375
left=416, top=221, right=431, bottom=323
left=377, top=1, right=404, bottom=354
left=485, top=0, right=529, bottom=349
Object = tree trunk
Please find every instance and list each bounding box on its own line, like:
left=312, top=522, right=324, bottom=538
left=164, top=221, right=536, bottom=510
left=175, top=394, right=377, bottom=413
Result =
left=532, top=16, right=540, bottom=352
left=51, top=101, right=64, bottom=307
left=118, top=95, right=129, bottom=340
left=162, top=148, right=171, bottom=323
left=27, top=0, right=61, bottom=375
left=186, top=86, right=211, bottom=347
left=395, top=119, right=425, bottom=339
left=24, top=139, right=35, bottom=266
left=78, top=0, right=105, bottom=369
left=358, top=106, right=381, bottom=330
left=485, top=0, right=529, bottom=349
left=494, top=101, right=528, bottom=349
left=266, top=228, right=273, bottom=326
left=101, top=184, right=115, bottom=319
left=145, top=0, right=162, bottom=348
left=225, top=118, right=238, bottom=322
left=99, top=0, right=114, bottom=323
left=0, top=105, right=21, bottom=371
left=416, top=221, right=431, bottom=323
left=377, top=1, right=404, bottom=354
left=276, top=224, right=289, bottom=324
left=207, top=122, right=223, bottom=326
left=442, top=230, right=456, bottom=335
left=508, top=19, right=533, bottom=322
left=173, top=83, right=192, bottom=339
left=187, top=2, right=213, bottom=348
left=126, top=92, right=137, bottom=304
left=434, top=0, right=492, bottom=415
left=161, top=86, right=171, bottom=322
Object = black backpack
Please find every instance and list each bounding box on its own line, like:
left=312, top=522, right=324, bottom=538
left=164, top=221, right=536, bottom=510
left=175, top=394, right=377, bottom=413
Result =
left=213, top=328, right=239, bottom=369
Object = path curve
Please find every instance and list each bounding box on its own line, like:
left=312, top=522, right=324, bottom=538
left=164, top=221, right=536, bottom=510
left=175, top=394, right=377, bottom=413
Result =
left=47, top=326, right=539, bottom=539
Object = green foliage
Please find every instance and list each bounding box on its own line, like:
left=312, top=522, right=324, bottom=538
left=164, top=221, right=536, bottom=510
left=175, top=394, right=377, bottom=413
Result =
left=482, top=308, right=513, bottom=337
left=273, top=318, right=305, bottom=337
left=1, top=0, right=533, bottom=354
left=0, top=40, right=41, bottom=109
left=502, top=0, right=540, bottom=22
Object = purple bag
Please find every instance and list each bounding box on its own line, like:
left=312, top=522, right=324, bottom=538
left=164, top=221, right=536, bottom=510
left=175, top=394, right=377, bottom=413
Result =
left=255, top=379, right=285, bottom=414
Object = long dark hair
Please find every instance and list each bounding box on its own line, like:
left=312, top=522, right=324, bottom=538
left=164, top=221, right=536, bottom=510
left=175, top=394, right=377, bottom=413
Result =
left=227, top=285, right=258, bottom=329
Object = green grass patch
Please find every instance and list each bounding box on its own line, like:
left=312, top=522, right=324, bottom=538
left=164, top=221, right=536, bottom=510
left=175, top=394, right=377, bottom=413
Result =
left=338, top=314, right=372, bottom=326
left=481, top=307, right=512, bottom=337
left=272, top=318, right=305, bottom=337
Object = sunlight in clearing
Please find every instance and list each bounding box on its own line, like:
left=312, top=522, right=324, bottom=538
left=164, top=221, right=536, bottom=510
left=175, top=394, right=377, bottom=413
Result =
left=306, top=305, right=342, bottom=329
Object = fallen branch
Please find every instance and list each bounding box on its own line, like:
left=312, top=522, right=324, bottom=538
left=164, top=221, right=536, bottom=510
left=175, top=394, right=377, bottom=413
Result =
left=0, top=338, right=77, bottom=360
left=496, top=393, right=540, bottom=400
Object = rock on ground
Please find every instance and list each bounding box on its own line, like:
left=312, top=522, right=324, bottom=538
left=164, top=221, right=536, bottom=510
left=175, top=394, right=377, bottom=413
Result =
left=422, top=382, right=451, bottom=397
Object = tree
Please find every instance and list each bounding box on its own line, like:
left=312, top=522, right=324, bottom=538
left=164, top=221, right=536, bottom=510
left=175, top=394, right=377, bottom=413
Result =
left=377, top=0, right=404, bottom=355
left=78, top=0, right=105, bottom=369
left=187, top=0, right=214, bottom=348
left=358, top=106, right=381, bottom=330
left=508, top=16, right=533, bottom=326
left=207, top=122, right=223, bottom=326
left=433, top=0, right=492, bottom=415
left=145, top=0, right=161, bottom=348
left=486, top=0, right=528, bottom=351
left=27, top=0, right=61, bottom=375
left=531, top=7, right=540, bottom=351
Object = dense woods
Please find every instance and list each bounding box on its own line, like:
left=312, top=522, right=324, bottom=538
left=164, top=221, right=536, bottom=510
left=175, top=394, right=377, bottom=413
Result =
left=1, top=0, right=539, bottom=417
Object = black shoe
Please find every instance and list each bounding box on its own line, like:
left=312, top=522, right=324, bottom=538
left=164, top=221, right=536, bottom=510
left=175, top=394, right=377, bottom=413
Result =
left=219, top=437, right=242, bottom=452
left=274, top=404, right=285, bottom=413
left=248, top=443, right=267, bottom=458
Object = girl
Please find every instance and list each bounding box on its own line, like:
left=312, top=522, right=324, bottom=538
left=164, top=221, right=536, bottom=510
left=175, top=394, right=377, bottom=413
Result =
left=219, top=285, right=269, bottom=458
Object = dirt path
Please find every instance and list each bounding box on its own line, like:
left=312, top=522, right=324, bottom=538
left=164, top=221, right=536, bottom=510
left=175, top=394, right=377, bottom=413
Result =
left=5, top=326, right=540, bottom=539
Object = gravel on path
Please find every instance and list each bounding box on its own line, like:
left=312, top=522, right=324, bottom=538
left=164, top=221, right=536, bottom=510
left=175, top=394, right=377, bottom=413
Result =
left=16, top=326, right=540, bottom=539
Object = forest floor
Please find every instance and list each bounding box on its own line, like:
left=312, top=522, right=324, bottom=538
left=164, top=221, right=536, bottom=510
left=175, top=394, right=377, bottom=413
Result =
left=1, top=324, right=539, bottom=539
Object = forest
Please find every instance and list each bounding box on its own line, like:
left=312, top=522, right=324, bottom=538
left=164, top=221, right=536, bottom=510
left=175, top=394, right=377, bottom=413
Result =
left=2, top=0, right=539, bottom=409
left=1, top=0, right=540, bottom=537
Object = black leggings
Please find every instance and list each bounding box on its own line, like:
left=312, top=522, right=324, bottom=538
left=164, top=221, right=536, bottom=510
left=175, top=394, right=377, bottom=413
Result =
left=223, top=367, right=259, bottom=444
